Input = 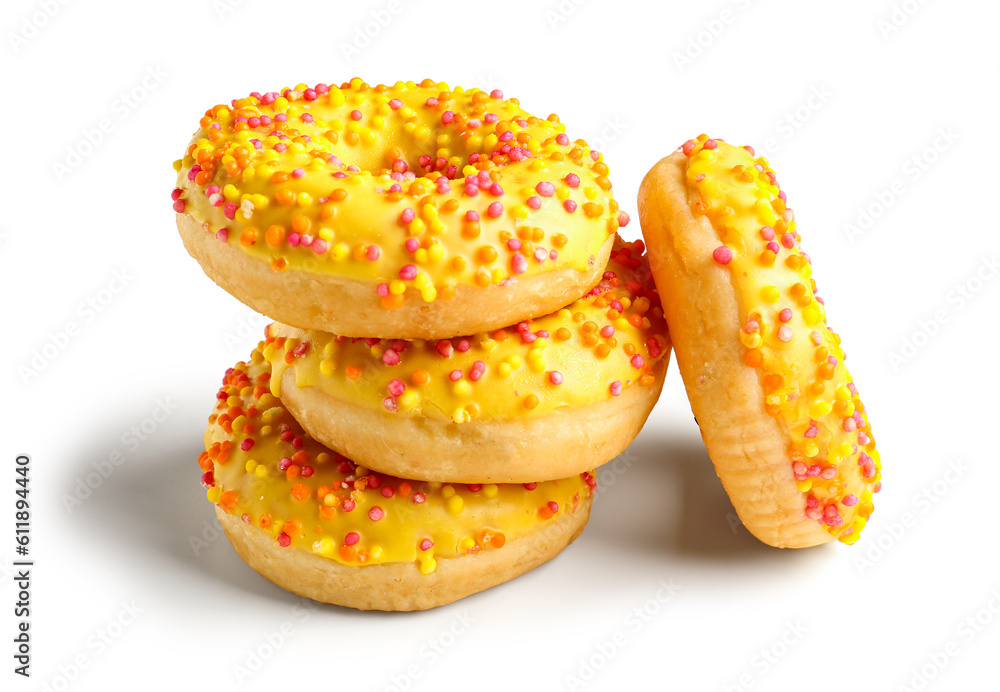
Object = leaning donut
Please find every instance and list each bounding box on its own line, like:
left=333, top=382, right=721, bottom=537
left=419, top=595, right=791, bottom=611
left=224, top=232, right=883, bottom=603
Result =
left=637, top=135, right=881, bottom=549
left=201, top=345, right=594, bottom=611
left=261, top=237, right=669, bottom=483
left=173, top=78, right=623, bottom=339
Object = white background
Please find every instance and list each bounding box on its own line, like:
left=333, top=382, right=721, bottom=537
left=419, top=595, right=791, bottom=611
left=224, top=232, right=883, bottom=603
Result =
left=2, top=0, right=997, bottom=690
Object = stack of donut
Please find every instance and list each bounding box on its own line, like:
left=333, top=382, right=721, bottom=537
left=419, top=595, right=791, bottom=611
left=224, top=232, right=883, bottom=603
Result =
left=173, top=78, right=672, bottom=610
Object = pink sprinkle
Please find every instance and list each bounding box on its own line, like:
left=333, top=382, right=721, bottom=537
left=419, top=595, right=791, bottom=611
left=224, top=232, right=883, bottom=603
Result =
left=510, top=253, right=527, bottom=274
left=413, top=493, right=426, bottom=504
left=507, top=239, right=522, bottom=251
left=312, top=239, right=328, bottom=254
left=300, top=234, right=313, bottom=247
left=743, top=320, right=760, bottom=333
left=172, top=199, right=186, bottom=213
left=609, top=381, right=623, bottom=397
left=368, top=506, right=384, bottom=522
left=419, top=538, right=434, bottom=551
left=436, top=340, right=454, bottom=358
left=342, top=499, right=356, bottom=512
left=456, top=339, right=471, bottom=352
left=712, top=246, right=733, bottom=265
left=842, top=494, right=859, bottom=507
left=488, top=202, right=503, bottom=218
left=526, top=196, right=542, bottom=210
left=781, top=232, right=796, bottom=249
left=449, top=369, right=463, bottom=382
left=277, top=533, right=291, bottom=547
left=564, top=173, right=580, bottom=188
left=820, top=466, right=838, bottom=480
left=630, top=354, right=645, bottom=369
left=389, top=98, right=402, bottom=110
left=350, top=109, right=362, bottom=121
left=618, top=211, right=630, bottom=227
left=224, top=202, right=236, bottom=220
left=760, top=226, right=775, bottom=241
left=533, top=248, right=548, bottom=263
left=767, top=241, right=781, bottom=254
left=804, top=424, right=819, bottom=438
left=383, top=349, right=400, bottom=366
left=366, top=245, right=381, bottom=261
left=240, top=439, right=254, bottom=451
left=425, top=97, right=439, bottom=107
left=536, top=181, right=556, bottom=197
left=523, top=482, right=537, bottom=491
left=376, top=283, right=389, bottom=298
left=779, top=308, right=793, bottom=322
left=489, top=182, right=504, bottom=196
left=681, top=140, right=697, bottom=155
left=388, top=380, right=405, bottom=397
left=777, top=325, right=793, bottom=342
left=549, top=371, right=563, bottom=385
left=287, top=232, right=300, bottom=246
left=400, top=208, right=416, bottom=224
left=291, top=168, right=305, bottom=178
left=215, top=229, right=229, bottom=242
left=441, top=110, right=455, bottom=124
left=563, top=200, right=577, bottom=213
left=490, top=89, right=503, bottom=99
left=470, top=361, right=486, bottom=381
left=843, top=417, right=857, bottom=433
left=600, top=325, right=615, bottom=337
left=399, top=265, right=418, bottom=280
left=344, top=532, right=360, bottom=546
left=405, top=238, right=420, bottom=253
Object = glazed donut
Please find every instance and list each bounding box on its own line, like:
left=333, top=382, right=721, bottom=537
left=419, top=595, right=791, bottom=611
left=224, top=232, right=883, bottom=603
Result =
left=201, top=347, right=594, bottom=611
left=173, top=78, right=623, bottom=339
left=259, top=238, right=670, bottom=483
left=637, top=135, right=881, bottom=549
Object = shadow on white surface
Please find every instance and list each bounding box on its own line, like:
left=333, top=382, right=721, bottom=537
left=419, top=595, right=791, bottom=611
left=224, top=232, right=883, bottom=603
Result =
left=586, top=430, right=836, bottom=563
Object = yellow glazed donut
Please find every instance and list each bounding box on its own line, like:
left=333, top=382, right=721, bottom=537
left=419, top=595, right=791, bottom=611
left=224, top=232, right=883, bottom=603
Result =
left=200, top=347, right=594, bottom=611
left=637, top=135, right=881, bottom=549
left=173, top=78, right=624, bottom=339
left=261, top=238, right=670, bottom=483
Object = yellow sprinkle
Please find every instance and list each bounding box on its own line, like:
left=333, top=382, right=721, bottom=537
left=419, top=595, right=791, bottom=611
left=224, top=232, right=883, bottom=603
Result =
left=244, top=460, right=257, bottom=474
left=447, top=495, right=464, bottom=514
left=418, top=556, right=437, bottom=575
left=802, top=305, right=823, bottom=325
left=835, top=386, right=852, bottom=401
left=810, top=400, right=833, bottom=418
left=761, top=286, right=781, bottom=303
left=313, top=538, right=334, bottom=556
left=483, top=484, right=498, bottom=498
left=206, top=487, right=222, bottom=503
left=453, top=380, right=470, bottom=395
left=460, top=536, right=476, bottom=552
left=255, top=465, right=268, bottom=479
left=389, top=279, right=406, bottom=295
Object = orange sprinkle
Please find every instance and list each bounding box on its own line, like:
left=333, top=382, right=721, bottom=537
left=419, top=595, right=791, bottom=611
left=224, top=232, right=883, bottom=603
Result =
left=291, top=483, right=309, bottom=501
left=265, top=225, right=284, bottom=247
left=380, top=293, right=405, bottom=309
left=346, top=366, right=361, bottom=380
left=282, top=520, right=302, bottom=537
left=412, top=369, right=430, bottom=385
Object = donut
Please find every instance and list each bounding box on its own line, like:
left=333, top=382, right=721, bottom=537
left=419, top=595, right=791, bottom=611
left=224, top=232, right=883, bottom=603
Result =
left=258, top=237, right=670, bottom=483
left=637, top=135, right=881, bottom=549
left=201, top=345, right=595, bottom=611
left=173, top=78, right=624, bottom=339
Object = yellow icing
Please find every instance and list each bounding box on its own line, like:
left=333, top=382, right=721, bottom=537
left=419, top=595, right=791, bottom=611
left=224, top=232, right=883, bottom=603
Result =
left=200, top=348, right=593, bottom=570
left=262, top=239, right=669, bottom=423
left=173, top=78, right=619, bottom=308
left=682, top=135, right=881, bottom=544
